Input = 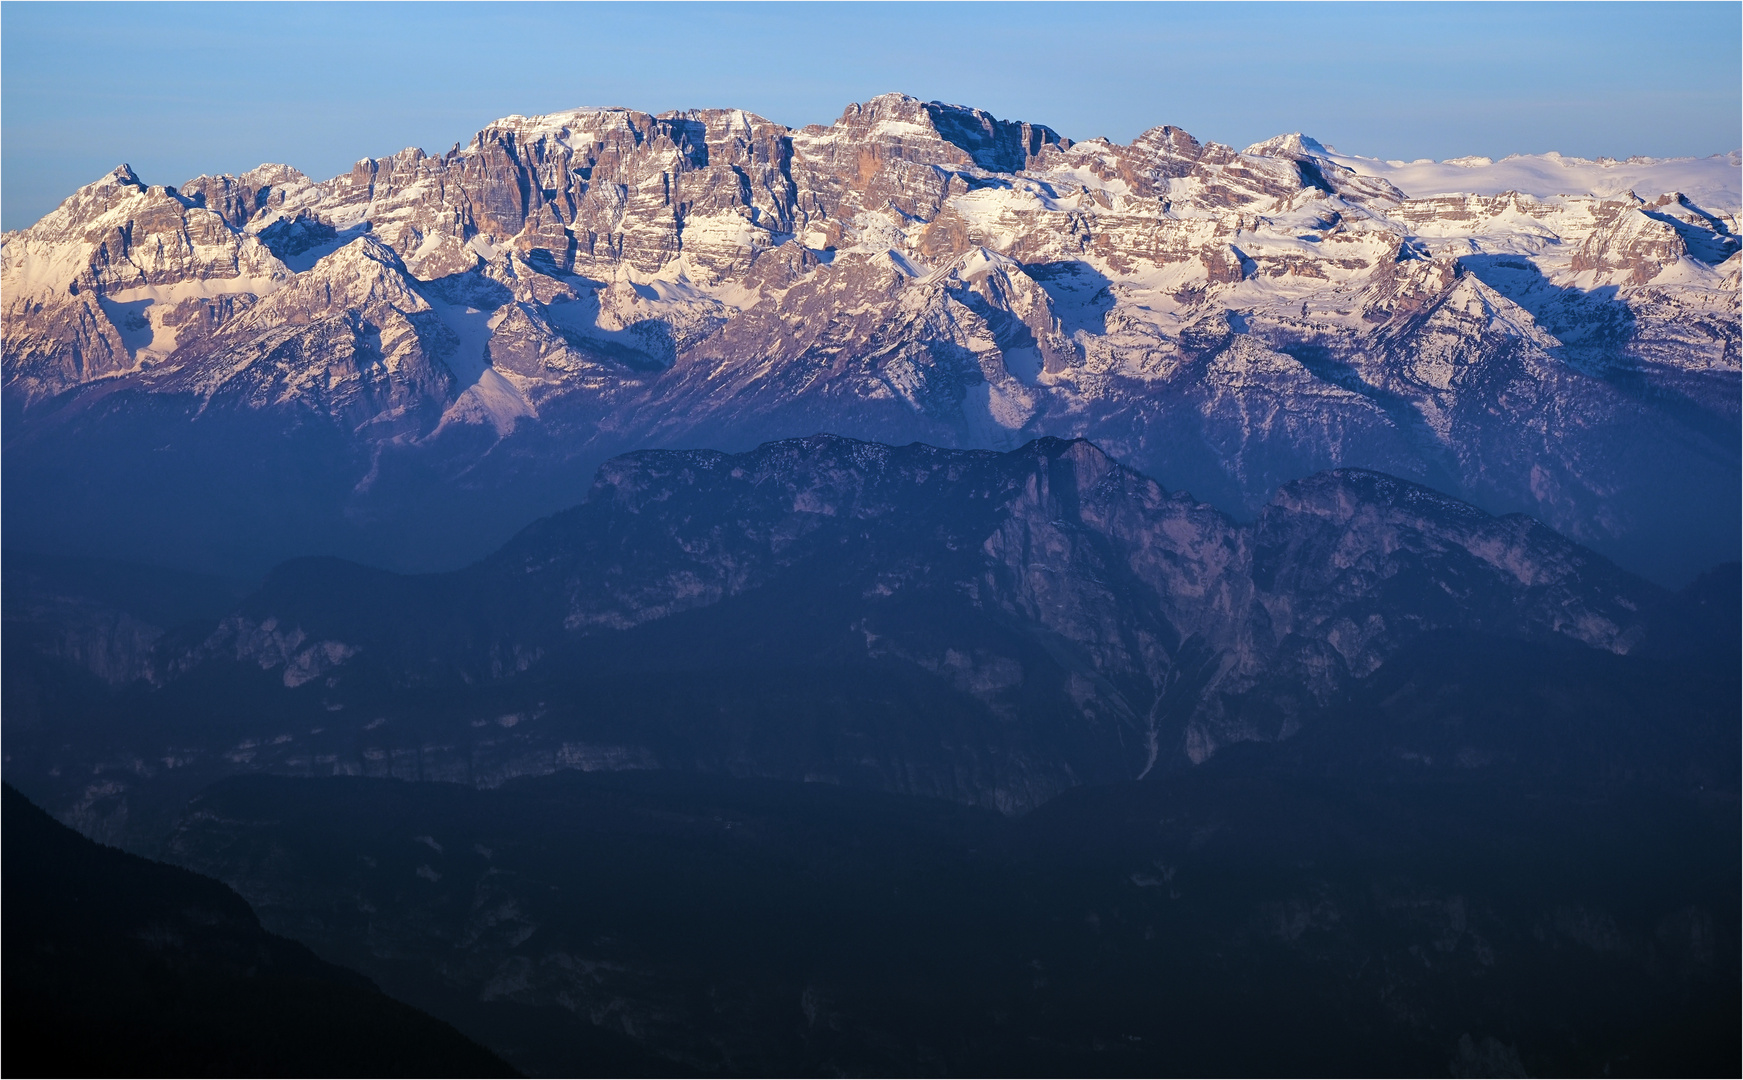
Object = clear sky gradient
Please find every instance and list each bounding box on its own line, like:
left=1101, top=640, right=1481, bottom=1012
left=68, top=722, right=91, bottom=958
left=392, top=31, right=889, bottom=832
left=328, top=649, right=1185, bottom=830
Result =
left=4, top=1, right=1738, bottom=230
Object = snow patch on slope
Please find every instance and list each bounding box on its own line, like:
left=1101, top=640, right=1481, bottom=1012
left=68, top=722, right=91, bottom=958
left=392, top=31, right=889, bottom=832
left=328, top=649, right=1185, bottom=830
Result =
left=426, top=297, right=534, bottom=436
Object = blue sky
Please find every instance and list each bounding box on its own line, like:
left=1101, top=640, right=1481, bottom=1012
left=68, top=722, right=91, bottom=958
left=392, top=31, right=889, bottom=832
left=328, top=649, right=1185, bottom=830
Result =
left=4, top=1, right=1738, bottom=229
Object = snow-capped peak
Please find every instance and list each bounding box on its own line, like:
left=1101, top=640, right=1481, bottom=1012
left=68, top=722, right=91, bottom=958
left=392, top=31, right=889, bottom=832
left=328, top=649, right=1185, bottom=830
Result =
left=1242, top=133, right=1332, bottom=160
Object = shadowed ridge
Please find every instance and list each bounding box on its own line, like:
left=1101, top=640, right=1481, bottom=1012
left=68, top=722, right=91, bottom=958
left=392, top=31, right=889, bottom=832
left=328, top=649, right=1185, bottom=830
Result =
left=1, top=782, right=517, bottom=1077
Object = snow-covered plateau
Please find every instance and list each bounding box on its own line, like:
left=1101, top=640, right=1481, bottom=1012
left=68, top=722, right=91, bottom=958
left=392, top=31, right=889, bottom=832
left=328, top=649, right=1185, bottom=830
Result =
left=3, top=94, right=1737, bottom=584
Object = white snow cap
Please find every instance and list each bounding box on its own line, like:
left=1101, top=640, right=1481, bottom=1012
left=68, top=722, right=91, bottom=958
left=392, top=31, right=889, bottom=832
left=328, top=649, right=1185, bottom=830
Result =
left=1241, top=133, right=1332, bottom=159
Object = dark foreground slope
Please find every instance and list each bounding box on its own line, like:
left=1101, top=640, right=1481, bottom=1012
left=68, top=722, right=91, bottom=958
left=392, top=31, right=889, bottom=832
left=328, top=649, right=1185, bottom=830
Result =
left=166, top=767, right=1740, bottom=1078
left=1, top=783, right=516, bottom=1078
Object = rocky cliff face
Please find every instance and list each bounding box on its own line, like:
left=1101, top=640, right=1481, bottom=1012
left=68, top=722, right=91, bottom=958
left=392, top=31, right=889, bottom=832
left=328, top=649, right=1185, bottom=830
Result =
left=4, top=94, right=1737, bottom=583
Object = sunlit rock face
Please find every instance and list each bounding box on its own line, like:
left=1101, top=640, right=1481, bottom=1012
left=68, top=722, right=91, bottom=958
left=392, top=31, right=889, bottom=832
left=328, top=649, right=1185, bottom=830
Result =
left=4, top=94, right=1737, bottom=583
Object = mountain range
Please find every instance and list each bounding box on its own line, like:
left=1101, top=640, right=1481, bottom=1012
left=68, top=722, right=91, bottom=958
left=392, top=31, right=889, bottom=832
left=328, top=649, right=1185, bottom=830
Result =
left=3, top=94, right=1737, bottom=585
left=3, top=94, right=1737, bottom=1076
